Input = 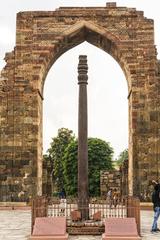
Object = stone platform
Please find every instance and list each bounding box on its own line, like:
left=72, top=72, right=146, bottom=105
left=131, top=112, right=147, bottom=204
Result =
left=68, top=225, right=104, bottom=235
left=67, top=219, right=104, bottom=235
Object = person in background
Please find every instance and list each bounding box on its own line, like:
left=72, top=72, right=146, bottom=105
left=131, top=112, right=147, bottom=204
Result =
left=59, top=188, right=66, bottom=199
left=112, top=188, right=119, bottom=208
left=107, top=188, right=113, bottom=208
left=59, top=188, right=66, bottom=214
left=151, top=184, right=160, bottom=233
left=152, top=180, right=160, bottom=190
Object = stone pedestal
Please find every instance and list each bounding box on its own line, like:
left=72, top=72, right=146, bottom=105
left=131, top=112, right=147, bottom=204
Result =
left=93, top=211, right=101, bottom=221
left=30, top=217, right=68, bottom=240
left=71, top=210, right=81, bottom=221
left=102, top=218, right=141, bottom=240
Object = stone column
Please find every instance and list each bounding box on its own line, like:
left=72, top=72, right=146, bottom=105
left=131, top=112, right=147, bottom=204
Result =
left=78, top=55, right=89, bottom=220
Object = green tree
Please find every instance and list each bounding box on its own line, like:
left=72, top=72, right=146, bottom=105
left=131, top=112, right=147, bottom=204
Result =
left=88, top=138, right=113, bottom=196
left=116, top=149, right=128, bottom=166
left=63, top=137, right=113, bottom=196
left=63, top=140, right=78, bottom=196
left=47, top=128, right=75, bottom=191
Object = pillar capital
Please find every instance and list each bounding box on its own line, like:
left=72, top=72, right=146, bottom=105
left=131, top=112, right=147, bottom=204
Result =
left=78, top=55, right=88, bottom=84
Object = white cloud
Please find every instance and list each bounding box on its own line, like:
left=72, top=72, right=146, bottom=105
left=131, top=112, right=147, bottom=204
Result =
left=0, top=25, right=15, bottom=46
left=0, top=23, right=15, bottom=68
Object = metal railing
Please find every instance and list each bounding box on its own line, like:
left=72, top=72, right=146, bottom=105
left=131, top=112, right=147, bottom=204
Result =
left=31, top=196, right=140, bottom=234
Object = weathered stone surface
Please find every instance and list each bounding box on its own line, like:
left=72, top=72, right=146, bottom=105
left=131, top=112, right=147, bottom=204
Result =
left=0, top=2, right=160, bottom=201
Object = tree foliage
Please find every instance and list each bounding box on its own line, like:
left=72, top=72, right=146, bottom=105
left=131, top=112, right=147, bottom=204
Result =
left=116, top=149, right=128, bottom=166
left=46, top=128, right=75, bottom=190
left=63, top=138, right=113, bottom=196
left=88, top=138, right=113, bottom=196
left=63, top=140, right=78, bottom=196
left=45, top=128, right=114, bottom=196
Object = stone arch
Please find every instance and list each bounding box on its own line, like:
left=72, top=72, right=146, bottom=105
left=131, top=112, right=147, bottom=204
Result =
left=0, top=3, right=160, bottom=201
left=41, top=20, right=131, bottom=92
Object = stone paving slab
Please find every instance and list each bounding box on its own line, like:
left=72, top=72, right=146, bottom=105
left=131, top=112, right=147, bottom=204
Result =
left=0, top=210, right=160, bottom=240
left=0, top=210, right=30, bottom=240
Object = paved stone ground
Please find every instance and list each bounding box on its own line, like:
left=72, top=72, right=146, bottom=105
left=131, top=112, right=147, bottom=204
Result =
left=0, top=210, right=160, bottom=239
left=0, top=210, right=30, bottom=240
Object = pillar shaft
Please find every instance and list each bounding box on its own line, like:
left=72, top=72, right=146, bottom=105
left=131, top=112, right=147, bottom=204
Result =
left=78, top=55, right=89, bottom=220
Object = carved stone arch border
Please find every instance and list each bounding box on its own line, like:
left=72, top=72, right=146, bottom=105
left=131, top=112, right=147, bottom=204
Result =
left=41, top=20, right=131, bottom=91
left=0, top=3, right=160, bottom=201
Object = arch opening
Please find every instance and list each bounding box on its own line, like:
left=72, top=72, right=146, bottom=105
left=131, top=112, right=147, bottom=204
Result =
left=43, top=41, right=128, bottom=164
left=40, top=22, right=132, bottom=197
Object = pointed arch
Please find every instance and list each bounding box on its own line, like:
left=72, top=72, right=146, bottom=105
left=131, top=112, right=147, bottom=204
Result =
left=43, top=20, right=130, bottom=92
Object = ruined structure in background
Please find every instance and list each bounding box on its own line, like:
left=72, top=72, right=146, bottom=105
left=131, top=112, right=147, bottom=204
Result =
left=100, top=159, right=128, bottom=198
left=100, top=170, right=121, bottom=197
left=120, top=159, right=129, bottom=196
left=0, top=2, right=160, bottom=201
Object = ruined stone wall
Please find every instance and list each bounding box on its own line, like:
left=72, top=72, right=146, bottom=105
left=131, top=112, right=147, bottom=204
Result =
left=100, top=160, right=127, bottom=199
left=120, top=159, right=128, bottom=197
left=100, top=170, right=121, bottom=197
left=42, top=157, right=52, bottom=196
left=0, top=2, right=160, bottom=201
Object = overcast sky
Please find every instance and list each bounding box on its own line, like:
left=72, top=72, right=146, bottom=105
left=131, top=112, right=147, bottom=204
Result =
left=0, top=1, right=160, bottom=159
